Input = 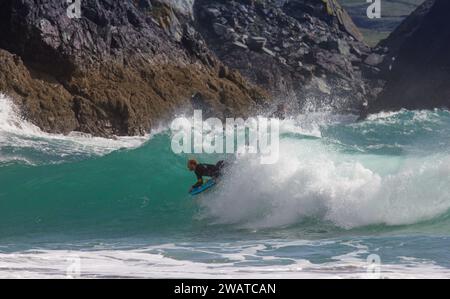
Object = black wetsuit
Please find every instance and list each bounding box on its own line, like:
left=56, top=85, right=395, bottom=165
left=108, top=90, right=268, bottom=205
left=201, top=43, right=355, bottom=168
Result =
left=193, top=161, right=225, bottom=188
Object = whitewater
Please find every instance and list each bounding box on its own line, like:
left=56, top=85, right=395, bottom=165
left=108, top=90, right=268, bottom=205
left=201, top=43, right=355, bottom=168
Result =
left=1, top=94, right=450, bottom=278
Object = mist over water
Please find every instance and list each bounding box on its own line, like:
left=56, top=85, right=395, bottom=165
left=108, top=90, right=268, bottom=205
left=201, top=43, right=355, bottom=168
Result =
left=1, top=94, right=450, bottom=278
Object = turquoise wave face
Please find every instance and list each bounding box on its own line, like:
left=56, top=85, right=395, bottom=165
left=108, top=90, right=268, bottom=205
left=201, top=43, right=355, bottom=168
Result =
left=1, top=99, right=450, bottom=243
left=0, top=134, right=196, bottom=239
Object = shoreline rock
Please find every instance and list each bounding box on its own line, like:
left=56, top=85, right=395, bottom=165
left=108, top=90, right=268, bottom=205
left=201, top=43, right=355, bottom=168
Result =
left=368, top=0, right=450, bottom=113
left=0, top=0, right=268, bottom=137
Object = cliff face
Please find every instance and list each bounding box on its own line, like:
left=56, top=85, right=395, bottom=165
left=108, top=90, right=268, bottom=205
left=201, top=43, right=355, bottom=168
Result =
left=0, top=0, right=394, bottom=137
left=368, top=0, right=450, bottom=112
left=339, top=0, right=427, bottom=46
left=193, top=0, right=381, bottom=113
left=0, top=0, right=267, bottom=136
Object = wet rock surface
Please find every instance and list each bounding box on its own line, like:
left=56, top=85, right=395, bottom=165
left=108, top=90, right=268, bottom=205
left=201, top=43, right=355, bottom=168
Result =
left=193, top=0, right=381, bottom=114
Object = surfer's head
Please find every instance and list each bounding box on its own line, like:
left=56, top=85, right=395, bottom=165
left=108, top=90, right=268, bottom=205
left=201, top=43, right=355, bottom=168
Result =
left=187, top=159, right=198, bottom=171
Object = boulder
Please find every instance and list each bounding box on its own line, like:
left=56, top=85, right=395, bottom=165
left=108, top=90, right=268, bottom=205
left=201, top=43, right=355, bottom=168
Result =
left=247, top=36, right=267, bottom=51
left=368, top=0, right=450, bottom=113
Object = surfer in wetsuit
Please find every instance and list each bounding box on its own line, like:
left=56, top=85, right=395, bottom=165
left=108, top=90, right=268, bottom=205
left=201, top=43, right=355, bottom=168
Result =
left=188, top=159, right=225, bottom=192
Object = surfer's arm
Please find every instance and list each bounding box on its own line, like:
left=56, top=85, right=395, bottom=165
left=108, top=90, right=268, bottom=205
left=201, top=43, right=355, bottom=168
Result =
left=191, top=167, right=205, bottom=189
left=192, top=176, right=203, bottom=189
left=192, top=171, right=203, bottom=189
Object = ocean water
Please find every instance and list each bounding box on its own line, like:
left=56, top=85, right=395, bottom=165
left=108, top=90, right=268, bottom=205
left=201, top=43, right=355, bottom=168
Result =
left=1, top=94, right=450, bottom=278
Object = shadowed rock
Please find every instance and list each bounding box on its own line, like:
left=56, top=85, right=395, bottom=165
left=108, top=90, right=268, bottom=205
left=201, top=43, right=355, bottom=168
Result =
left=368, top=0, right=450, bottom=113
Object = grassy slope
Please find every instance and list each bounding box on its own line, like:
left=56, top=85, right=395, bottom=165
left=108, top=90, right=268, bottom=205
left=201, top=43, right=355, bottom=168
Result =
left=339, top=0, right=426, bottom=46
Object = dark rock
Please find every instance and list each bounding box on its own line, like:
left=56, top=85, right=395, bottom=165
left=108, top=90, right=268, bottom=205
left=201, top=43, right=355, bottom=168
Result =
left=360, top=64, right=382, bottom=80
left=194, top=0, right=376, bottom=114
left=321, top=39, right=351, bottom=56
left=284, top=0, right=364, bottom=41
left=138, top=0, right=152, bottom=10
left=368, top=0, right=450, bottom=113
left=213, top=23, right=229, bottom=37
left=0, top=0, right=268, bottom=136
left=247, top=36, right=267, bottom=51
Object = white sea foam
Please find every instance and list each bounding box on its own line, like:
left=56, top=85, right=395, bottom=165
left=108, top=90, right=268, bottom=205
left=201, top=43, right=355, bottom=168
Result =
left=0, top=94, right=150, bottom=164
left=0, top=240, right=448, bottom=279
left=168, top=109, right=450, bottom=230
left=200, top=127, right=450, bottom=229
left=366, top=108, right=450, bottom=124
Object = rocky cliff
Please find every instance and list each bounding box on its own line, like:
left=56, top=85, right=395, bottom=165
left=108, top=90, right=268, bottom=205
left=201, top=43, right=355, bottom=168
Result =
left=0, top=0, right=392, bottom=137
left=193, top=0, right=382, bottom=114
left=0, top=0, right=267, bottom=136
left=368, top=0, right=450, bottom=112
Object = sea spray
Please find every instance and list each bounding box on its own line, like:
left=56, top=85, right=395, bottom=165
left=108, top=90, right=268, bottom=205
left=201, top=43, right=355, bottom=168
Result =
left=0, top=94, right=149, bottom=165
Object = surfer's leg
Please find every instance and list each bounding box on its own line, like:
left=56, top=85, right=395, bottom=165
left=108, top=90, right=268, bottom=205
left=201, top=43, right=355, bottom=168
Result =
left=216, top=160, right=225, bottom=168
